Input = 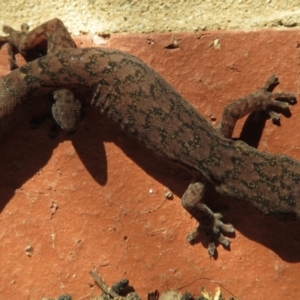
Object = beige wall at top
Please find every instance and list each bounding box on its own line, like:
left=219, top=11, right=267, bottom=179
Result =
left=1, top=0, right=300, bottom=35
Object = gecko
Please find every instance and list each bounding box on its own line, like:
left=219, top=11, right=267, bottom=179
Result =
left=0, top=19, right=298, bottom=256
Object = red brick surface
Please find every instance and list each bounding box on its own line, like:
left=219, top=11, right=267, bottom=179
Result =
left=1, top=30, right=300, bottom=299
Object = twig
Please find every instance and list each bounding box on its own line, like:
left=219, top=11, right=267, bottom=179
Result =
left=89, top=270, right=119, bottom=298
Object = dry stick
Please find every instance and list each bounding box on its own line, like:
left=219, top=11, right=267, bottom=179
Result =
left=89, top=270, right=119, bottom=298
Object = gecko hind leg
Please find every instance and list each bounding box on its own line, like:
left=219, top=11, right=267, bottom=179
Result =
left=181, top=181, right=234, bottom=256
left=217, top=75, right=297, bottom=138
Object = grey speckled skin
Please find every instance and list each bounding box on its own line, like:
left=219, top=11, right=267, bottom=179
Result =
left=0, top=19, right=298, bottom=256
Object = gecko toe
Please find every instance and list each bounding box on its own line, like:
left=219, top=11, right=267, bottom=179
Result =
left=208, top=242, right=216, bottom=256
left=218, top=233, right=231, bottom=247
left=186, top=226, right=201, bottom=243
left=268, top=110, right=281, bottom=124
left=262, top=75, right=279, bottom=91
left=219, top=222, right=234, bottom=233
left=272, top=92, right=297, bottom=105
left=214, top=213, right=234, bottom=233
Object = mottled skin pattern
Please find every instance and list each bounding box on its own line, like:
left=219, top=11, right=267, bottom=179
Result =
left=0, top=19, right=299, bottom=256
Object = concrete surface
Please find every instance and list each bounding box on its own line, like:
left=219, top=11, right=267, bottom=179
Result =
left=2, top=0, right=300, bottom=34
left=0, top=29, right=300, bottom=299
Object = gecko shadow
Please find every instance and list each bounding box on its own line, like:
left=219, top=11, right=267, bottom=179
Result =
left=0, top=102, right=300, bottom=262
left=0, top=100, right=109, bottom=211
left=72, top=105, right=300, bottom=262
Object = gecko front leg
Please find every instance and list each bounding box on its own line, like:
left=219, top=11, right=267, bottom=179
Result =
left=181, top=181, right=234, bottom=256
left=0, top=18, right=76, bottom=59
left=0, top=23, right=32, bottom=70
left=0, top=19, right=81, bottom=132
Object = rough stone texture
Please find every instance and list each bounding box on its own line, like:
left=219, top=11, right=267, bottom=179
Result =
left=2, top=1, right=300, bottom=35
left=1, top=30, right=300, bottom=299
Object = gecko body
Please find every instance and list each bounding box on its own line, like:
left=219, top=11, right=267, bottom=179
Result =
left=0, top=19, right=298, bottom=255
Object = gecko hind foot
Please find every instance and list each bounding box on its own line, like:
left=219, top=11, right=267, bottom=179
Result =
left=218, top=75, right=297, bottom=138
left=266, top=91, right=297, bottom=125
left=258, top=75, right=296, bottom=124
left=186, top=213, right=234, bottom=256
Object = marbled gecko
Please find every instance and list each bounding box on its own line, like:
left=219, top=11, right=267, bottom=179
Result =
left=0, top=19, right=298, bottom=255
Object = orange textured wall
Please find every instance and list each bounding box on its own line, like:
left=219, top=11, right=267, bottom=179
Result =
left=0, top=31, right=300, bottom=299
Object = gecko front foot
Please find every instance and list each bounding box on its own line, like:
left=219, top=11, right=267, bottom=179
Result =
left=186, top=213, right=234, bottom=256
